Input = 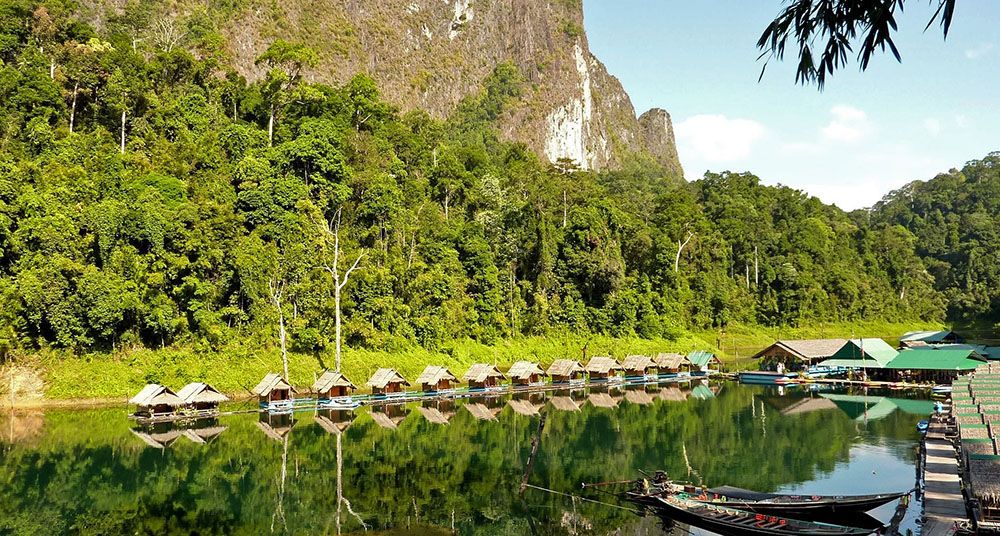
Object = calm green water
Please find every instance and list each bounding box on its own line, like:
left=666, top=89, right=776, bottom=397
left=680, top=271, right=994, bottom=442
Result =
left=0, top=382, right=930, bottom=535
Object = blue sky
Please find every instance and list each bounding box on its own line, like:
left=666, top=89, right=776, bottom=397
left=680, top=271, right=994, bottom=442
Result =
left=583, top=0, right=999, bottom=209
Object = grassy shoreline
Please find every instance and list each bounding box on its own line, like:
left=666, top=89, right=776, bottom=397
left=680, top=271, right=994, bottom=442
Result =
left=2, top=321, right=943, bottom=404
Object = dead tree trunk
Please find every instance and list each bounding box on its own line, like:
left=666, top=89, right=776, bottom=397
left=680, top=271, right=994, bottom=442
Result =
left=120, top=108, right=126, bottom=154
left=269, top=278, right=289, bottom=380
left=69, top=82, right=78, bottom=133
left=674, top=230, right=695, bottom=273
left=320, top=208, right=364, bottom=373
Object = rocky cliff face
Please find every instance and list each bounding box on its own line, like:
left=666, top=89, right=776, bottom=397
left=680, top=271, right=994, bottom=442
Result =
left=87, top=0, right=682, bottom=175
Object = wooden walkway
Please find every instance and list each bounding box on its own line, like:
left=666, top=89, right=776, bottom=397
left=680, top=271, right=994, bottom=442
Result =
left=922, top=412, right=967, bottom=535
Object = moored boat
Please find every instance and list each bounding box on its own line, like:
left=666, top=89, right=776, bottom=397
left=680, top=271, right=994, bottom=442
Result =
left=632, top=493, right=875, bottom=536
left=738, top=371, right=799, bottom=385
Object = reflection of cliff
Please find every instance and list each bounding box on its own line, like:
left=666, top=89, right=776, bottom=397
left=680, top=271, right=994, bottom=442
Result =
left=0, top=385, right=918, bottom=535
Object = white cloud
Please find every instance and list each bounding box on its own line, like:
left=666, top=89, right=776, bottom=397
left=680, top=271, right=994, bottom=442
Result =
left=965, top=42, right=994, bottom=59
left=821, top=105, right=872, bottom=142
left=674, top=114, right=766, bottom=164
left=924, top=118, right=942, bottom=136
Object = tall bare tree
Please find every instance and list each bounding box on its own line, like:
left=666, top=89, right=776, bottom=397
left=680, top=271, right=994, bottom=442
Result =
left=268, top=276, right=289, bottom=380
left=318, top=208, right=364, bottom=373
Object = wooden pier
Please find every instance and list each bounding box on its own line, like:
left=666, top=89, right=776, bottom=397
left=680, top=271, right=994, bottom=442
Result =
left=921, top=408, right=968, bottom=535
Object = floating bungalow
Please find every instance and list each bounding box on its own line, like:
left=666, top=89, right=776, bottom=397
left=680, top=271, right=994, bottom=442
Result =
left=508, top=361, right=547, bottom=386
left=252, top=373, right=295, bottom=408
left=176, top=382, right=229, bottom=412
left=547, top=359, right=586, bottom=384
left=311, top=370, right=356, bottom=399
left=129, top=384, right=183, bottom=418
left=367, top=368, right=410, bottom=396
left=685, top=351, right=722, bottom=375
left=751, top=339, right=847, bottom=371
left=900, top=329, right=960, bottom=347
left=463, top=363, right=507, bottom=390
left=257, top=413, right=296, bottom=441
left=622, top=355, right=657, bottom=379
left=586, top=356, right=624, bottom=381
left=654, top=353, right=686, bottom=376
left=886, top=349, right=987, bottom=383
left=415, top=366, right=458, bottom=392
left=314, top=409, right=355, bottom=435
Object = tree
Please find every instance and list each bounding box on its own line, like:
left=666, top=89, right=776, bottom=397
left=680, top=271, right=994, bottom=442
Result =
left=318, top=208, right=364, bottom=373
left=758, top=0, right=956, bottom=88
left=255, top=39, right=318, bottom=144
left=60, top=38, right=111, bottom=133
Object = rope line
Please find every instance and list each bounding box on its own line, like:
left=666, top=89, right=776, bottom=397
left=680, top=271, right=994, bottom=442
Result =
left=522, top=484, right=639, bottom=513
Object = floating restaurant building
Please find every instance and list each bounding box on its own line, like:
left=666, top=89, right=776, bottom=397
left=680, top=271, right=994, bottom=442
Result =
left=415, top=366, right=458, bottom=392
left=367, top=368, right=410, bottom=395
left=886, top=348, right=987, bottom=383
left=252, top=373, right=295, bottom=405
left=622, top=355, right=657, bottom=378
left=176, top=382, right=229, bottom=411
left=547, top=359, right=586, bottom=384
left=654, top=353, right=685, bottom=375
left=586, top=356, right=623, bottom=381
left=129, top=384, right=183, bottom=417
left=463, top=363, right=506, bottom=389
left=507, top=361, right=547, bottom=386
left=685, top=351, right=722, bottom=374
left=311, top=370, right=356, bottom=399
left=817, top=338, right=898, bottom=371
left=751, top=339, right=847, bottom=370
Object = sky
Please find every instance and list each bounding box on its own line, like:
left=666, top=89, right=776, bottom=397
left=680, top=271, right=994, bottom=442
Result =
left=583, top=0, right=1000, bottom=210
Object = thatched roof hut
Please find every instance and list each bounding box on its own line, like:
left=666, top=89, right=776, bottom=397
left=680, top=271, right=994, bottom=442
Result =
left=622, top=355, right=656, bottom=375
left=654, top=353, right=686, bottom=372
left=958, top=414, right=984, bottom=425
left=586, top=356, right=623, bottom=379
left=507, top=361, right=547, bottom=385
left=252, top=373, right=295, bottom=403
left=968, top=457, right=1000, bottom=514
left=366, top=368, right=410, bottom=395
left=964, top=440, right=998, bottom=456
left=176, top=382, right=229, bottom=410
left=463, top=364, right=506, bottom=389
left=961, top=425, right=992, bottom=439
left=311, top=371, right=356, bottom=398
left=547, top=359, right=585, bottom=382
left=129, top=384, right=183, bottom=416
left=415, top=366, right=458, bottom=392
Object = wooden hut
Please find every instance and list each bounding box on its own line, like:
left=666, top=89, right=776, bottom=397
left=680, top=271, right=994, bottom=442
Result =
left=176, top=382, right=229, bottom=412
left=969, top=457, right=1000, bottom=523
left=366, top=368, right=410, bottom=395
left=251, top=373, right=295, bottom=406
left=685, top=351, right=722, bottom=375
left=547, top=359, right=586, bottom=384
left=586, top=356, right=624, bottom=381
left=622, top=355, right=657, bottom=378
left=415, top=366, right=459, bottom=392
left=654, top=353, right=685, bottom=376
left=314, top=409, right=355, bottom=435
left=507, top=361, right=547, bottom=386
left=658, top=386, right=689, bottom=402
left=311, top=370, right=356, bottom=399
left=462, top=363, right=506, bottom=390
left=129, top=384, right=183, bottom=417
left=750, top=339, right=847, bottom=371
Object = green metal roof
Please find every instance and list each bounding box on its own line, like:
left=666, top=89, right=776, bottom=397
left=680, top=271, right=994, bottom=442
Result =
left=886, top=349, right=987, bottom=370
left=900, top=330, right=956, bottom=343
left=686, top=351, right=718, bottom=367
left=826, top=339, right=898, bottom=367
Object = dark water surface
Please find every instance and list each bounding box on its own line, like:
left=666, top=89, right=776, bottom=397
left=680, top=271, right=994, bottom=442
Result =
left=0, top=382, right=931, bottom=535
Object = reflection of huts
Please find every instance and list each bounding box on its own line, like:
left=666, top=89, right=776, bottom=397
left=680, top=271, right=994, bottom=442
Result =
left=129, top=384, right=183, bottom=417
left=586, top=356, right=624, bottom=381
left=624, top=388, right=656, bottom=405
left=415, top=366, right=459, bottom=392
left=508, top=361, right=547, bottom=386
left=549, top=395, right=583, bottom=412
left=367, top=368, right=410, bottom=395
left=464, top=402, right=501, bottom=421
left=311, top=371, right=356, bottom=399
left=314, top=409, right=355, bottom=435
left=588, top=391, right=620, bottom=409
left=369, top=405, right=408, bottom=429
left=658, top=387, right=689, bottom=402
left=463, top=364, right=507, bottom=389
left=623, top=355, right=657, bottom=378
left=417, top=401, right=456, bottom=424
left=256, top=413, right=296, bottom=441
left=176, top=382, right=229, bottom=411
left=131, top=426, right=183, bottom=449
left=251, top=373, right=295, bottom=405
left=547, top=359, right=586, bottom=383
left=654, top=353, right=686, bottom=375
left=508, top=398, right=544, bottom=416
left=182, top=425, right=228, bottom=444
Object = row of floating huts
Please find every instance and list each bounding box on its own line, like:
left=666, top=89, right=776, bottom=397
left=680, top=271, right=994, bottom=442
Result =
left=952, top=363, right=1000, bottom=531
left=129, top=351, right=721, bottom=419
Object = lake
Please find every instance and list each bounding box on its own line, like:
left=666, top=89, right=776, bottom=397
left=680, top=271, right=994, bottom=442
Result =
left=0, top=382, right=930, bottom=535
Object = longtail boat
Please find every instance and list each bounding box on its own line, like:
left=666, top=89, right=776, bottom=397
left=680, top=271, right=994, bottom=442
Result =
left=625, top=474, right=905, bottom=517
left=633, top=494, right=876, bottom=536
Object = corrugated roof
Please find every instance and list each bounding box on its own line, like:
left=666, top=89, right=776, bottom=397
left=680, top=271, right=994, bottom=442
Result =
left=311, top=371, right=356, bottom=393
left=129, top=384, right=183, bottom=407
left=887, top=349, right=987, bottom=370
left=825, top=339, right=898, bottom=367
left=507, top=361, right=546, bottom=380
left=622, top=355, right=655, bottom=371
left=463, top=363, right=506, bottom=383
left=900, top=330, right=955, bottom=343
left=753, top=339, right=847, bottom=360
left=176, top=382, right=229, bottom=404
left=547, top=359, right=585, bottom=377
left=415, top=366, right=458, bottom=386
left=251, top=373, right=294, bottom=396
left=585, top=356, right=623, bottom=374
left=654, top=353, right=685, bottom=369
left=686, top=351, right=719, bottom=367
left=366, top=368, right=410, bottom=389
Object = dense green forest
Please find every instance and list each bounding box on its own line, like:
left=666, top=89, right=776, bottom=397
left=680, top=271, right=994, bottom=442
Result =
left=0, top=0, right=983, bottom=368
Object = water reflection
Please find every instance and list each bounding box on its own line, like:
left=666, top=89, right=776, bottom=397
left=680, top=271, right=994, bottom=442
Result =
left=0, top=383, right=929, bottom=535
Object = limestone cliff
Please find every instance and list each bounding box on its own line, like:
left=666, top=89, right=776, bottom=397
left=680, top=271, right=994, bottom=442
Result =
left=85, top=0, right=682, bottom=174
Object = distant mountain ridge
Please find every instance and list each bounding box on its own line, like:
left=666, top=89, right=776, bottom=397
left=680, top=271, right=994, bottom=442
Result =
left=81, top=0, right=683, bottom=175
